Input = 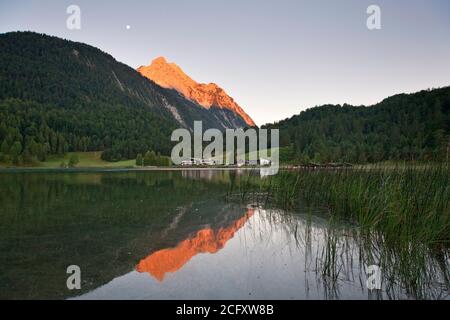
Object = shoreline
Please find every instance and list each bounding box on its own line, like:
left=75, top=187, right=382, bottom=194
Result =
left=0, top=166, right=271, bottom=173
left=0, top=163, right=446, bottom=173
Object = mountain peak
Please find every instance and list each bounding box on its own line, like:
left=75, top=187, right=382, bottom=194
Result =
left=138, top=57, right=256, bottom=127
left=152, top=56, right=168, bottom=65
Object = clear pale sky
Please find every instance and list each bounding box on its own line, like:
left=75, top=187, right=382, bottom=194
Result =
left=1, top=0, right=449, bottom=125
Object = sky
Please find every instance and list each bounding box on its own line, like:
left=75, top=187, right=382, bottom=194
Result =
left=1, top=0, right=449, bottom=125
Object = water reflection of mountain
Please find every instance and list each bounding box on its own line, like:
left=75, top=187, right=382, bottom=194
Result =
left=0, top=171, right=245, bottom=299
left=137, top=208, right=254, bottom=281
left=1, top=171, right=448, bottom=300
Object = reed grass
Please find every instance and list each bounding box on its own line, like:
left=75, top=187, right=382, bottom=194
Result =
left=262, top=165, right=450, bottom=247
left=228, top=165, right=450, bottom=298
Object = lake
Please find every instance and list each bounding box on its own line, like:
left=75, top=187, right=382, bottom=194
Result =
left=0, top=170, right=448, bottom=300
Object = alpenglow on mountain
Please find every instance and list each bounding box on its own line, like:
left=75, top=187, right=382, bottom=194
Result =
left=137, top=57, right=256, bottom=127
left=0, top=32, right=255, bottom=162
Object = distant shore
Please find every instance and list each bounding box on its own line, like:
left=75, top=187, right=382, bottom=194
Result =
left=0, top=166, right=271, bottom=173
left=1, top=164, right=445, bottom=174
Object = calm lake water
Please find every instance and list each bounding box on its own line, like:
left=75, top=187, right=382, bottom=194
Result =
left=0, top=170, right=448, bottom=300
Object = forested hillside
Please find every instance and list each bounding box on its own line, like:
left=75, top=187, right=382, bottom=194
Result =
left=265, top=87, right=450, bottom=163
left=1, top=32, right=448, bottom=166
left=0, top=32, right=249, bottom=164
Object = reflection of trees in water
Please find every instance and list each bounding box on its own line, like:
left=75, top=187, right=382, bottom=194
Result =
left=0, top=171, right=448, bottom=299
left=0, top=172, right=244, bottom=299
left=182, top=169, right=220, bottom=181
left=180, top=168, right=278, bottom=180
left=180, top=169, right=252, bottom=182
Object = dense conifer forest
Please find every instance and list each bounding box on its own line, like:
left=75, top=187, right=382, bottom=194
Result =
left=0, top=32, right=246, bottom=164
left=265, top=87, right=450, bottom=163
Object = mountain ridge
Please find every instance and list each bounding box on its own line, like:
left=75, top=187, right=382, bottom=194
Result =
left=137, top=57, right=256, bottom=127
left=264, top=86, right=450, bottom=163
left=0, top=31, right=251, bottom=162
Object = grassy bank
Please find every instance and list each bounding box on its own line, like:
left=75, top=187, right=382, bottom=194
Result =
left=0, top=152, right=136, bottom=169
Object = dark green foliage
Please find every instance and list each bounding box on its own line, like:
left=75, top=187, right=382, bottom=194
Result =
left=136, top=153, right=143, bottom=166
left=68, top=153, right=79, bottom=167
left=143, top=151, right=154, bottom=166
left=266, top=87, right=450, bottom=163
left=0, top=32, right=181, bottom=163
left=0, top=171, right=241, bottom=299
left=9, top=140, right=22, bottom=164
left=0, top=31, right=247, bottom=164
left=143, top=150, right=171, bottom=166
left=0, top=98, right=176, bottom=163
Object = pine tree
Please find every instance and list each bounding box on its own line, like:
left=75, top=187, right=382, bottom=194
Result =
left=143, top=151, right=152, bottom=166
left=136, top=153, right=143, bottom=166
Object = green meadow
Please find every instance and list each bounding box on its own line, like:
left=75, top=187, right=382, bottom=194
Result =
left=0, top=152, right=136, bottom=169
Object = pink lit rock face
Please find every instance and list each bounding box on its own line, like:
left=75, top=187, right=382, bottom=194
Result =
left=137, top=57, right=256, bottom=127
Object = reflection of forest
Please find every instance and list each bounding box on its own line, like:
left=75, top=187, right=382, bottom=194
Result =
left=0, top=171, right=247, bottom=299
left=182, top=169, right=227, bottom=182
left=181, top=169, right=252, bottom=182
left=0, top=171, right=447, bottom=300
